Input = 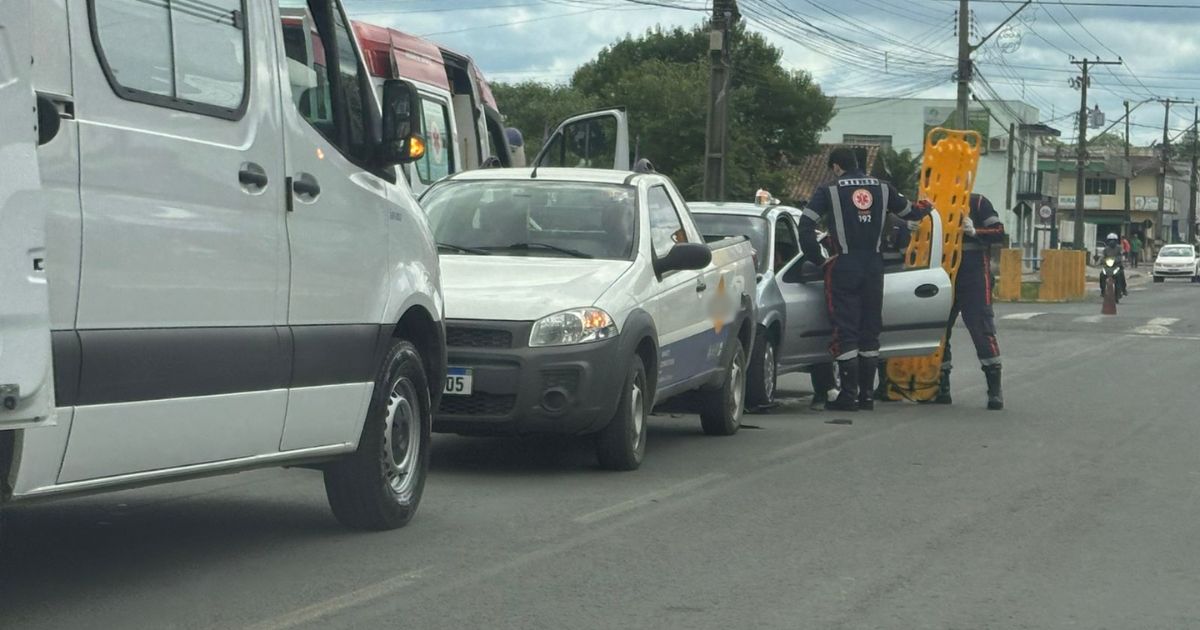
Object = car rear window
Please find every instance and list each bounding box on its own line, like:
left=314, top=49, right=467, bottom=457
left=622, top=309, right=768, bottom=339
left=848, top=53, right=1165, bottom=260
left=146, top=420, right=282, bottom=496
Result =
left=421, top=180, right=637, bottom=260
left=692, top=214, right=769, bottom=274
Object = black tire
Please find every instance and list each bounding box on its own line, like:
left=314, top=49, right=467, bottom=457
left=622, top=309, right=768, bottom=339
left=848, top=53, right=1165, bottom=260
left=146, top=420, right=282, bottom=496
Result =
left=596, top=356, right=649, bottom=471
left=698, top=338, right=746, bottom=436
left=324, top=339, right=432, bottom=530
left=1154, top=276, right=1165, bottom=283
left=745, top=333, right=777, bottom=409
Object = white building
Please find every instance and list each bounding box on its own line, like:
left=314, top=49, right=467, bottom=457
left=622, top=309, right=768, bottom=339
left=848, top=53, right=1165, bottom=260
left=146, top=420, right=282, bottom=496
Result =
left=821, top=97, right=1054, bottom=239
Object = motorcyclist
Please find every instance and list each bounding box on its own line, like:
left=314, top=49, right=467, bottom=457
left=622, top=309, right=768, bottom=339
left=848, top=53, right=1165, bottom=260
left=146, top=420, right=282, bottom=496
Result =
left=1100, top=232, right=1127, bottom=297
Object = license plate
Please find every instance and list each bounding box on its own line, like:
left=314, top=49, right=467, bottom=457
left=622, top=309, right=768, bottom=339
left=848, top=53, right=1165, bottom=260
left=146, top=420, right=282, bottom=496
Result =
left=444, top=367, right=472, bottom=396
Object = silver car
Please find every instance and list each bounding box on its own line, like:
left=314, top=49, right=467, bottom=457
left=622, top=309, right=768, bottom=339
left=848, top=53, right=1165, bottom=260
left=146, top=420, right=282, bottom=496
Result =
left=690, top=202, right=954, bottom=407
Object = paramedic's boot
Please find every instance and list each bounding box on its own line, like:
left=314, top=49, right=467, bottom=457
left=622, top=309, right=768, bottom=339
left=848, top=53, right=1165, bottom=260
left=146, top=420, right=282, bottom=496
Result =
left=934, top=367, right=952, bottom=404
left=826, top=358, right=859, bottom=412
left=983, top=364, right=1003, bottom=411
left=857, top=356, right=878, bottom=411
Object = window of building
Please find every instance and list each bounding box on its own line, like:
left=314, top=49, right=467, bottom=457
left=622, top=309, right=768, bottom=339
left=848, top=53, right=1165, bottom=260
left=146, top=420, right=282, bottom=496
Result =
left=90, top=0, right=248, bottom=118
left=647, top=186, right=688, bottom=259
left=1085, top=178, right=1117, bottom=195
left=842, top=134, right=893, bottom=150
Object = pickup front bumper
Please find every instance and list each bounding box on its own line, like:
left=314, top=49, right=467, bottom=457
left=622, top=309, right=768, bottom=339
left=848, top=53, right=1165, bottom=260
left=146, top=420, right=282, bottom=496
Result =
left=434, top=319, right=626, bottom=436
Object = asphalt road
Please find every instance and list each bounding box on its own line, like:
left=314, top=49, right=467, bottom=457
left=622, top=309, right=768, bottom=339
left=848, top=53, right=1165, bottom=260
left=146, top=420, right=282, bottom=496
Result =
left=3, top=281, right=1200, bottom=629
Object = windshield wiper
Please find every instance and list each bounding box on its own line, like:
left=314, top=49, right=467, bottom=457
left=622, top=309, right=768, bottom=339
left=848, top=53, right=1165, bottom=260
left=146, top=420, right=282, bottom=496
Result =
left=496, top=242, right=594, bottom=259
left=437, top=242, right=492, bottom=255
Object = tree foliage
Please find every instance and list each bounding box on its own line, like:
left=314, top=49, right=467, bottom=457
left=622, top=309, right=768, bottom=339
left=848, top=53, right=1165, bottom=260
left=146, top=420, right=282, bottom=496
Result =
left=871, top=147, right=921, bottom=199
left=493, top=24, right=834, bottom=200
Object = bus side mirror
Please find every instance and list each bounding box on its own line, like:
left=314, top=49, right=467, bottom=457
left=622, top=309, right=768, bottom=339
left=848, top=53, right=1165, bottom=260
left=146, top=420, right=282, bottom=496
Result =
left=380, top=79, right=425, bottom=165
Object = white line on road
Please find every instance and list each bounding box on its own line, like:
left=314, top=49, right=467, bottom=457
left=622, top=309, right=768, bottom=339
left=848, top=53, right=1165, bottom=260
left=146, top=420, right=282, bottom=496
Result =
left=573, top=472, right=728, bottom=525
left=241, top=568, right=428, bottom=630
left=1074, top=315, right=1105, bottom=324
left=1001, top=312, right=1047, bottom=320
left=1148, top=317, right=1180, bottom=327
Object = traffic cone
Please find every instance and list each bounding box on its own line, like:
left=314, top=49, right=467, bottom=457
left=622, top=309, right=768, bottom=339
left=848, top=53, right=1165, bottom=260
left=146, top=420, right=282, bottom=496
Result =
left=1102, top=278, right=1117, bottom=315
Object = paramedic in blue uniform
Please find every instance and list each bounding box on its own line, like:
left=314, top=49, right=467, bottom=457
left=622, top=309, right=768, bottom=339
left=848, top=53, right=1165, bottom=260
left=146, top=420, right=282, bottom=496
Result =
left=797, top=148, right=926, bottom=411
left=935, top=193, right=1005, bottom=410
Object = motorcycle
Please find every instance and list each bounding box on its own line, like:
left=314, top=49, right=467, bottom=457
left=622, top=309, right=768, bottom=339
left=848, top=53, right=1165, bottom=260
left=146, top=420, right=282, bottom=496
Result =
left=1100, top=256, right=1124, bottom=303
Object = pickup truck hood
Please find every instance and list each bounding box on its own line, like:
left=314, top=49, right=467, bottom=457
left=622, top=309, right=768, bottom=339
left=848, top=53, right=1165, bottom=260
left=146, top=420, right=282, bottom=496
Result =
left=440, top=256, right=634, bottom=321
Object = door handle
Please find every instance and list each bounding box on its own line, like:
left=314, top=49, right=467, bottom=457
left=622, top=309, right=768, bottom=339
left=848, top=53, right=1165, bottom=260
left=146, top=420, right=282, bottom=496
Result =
left=292, top=176, right=321, bottom=198
left=915, top=283, right=940, bottom=298
left=238, top=165, right=269, bottom=189
left=696, top=280, right=707, bottom=293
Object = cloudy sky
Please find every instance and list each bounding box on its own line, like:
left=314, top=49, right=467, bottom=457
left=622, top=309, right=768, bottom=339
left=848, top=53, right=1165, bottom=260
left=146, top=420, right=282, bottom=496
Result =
left=344, top=0, right=1200, bottom=146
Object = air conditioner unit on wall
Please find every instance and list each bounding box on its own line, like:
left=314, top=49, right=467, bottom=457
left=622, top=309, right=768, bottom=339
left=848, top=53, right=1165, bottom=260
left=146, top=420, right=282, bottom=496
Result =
left=989, top=136, right=1009, bottom=153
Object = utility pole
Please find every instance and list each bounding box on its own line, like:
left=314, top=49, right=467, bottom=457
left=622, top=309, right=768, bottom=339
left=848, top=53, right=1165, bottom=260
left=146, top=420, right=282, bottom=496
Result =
left=1071, top=57, right=1122, bottom=249
left=1005, top=122, right=1016, bottom=211
left=1155, top=97, right=1192, bottom=245
left=702, top=0, right=738, bottom=201
left=955, top=0, right=1031, bottom=129
left=1124, top=101, right=1132, bottom=238
left=1189, top=106, right=1198, bottom=244
left=1052, top=144, right=1062, bottom=249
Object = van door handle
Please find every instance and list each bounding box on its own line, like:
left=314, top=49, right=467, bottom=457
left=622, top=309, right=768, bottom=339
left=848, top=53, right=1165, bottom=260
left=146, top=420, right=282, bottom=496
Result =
left=292, top=177, right=321, bottom=198
left=696, top=280, right=707, bottom=293
left=915, top=283, right=940, bottom=298
left=238, top=165, right=269, bottom=190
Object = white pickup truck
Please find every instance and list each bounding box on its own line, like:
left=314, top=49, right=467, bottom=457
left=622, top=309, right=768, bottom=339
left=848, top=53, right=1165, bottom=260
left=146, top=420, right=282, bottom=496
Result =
left=419, top=164, right=757, bottom=470
left=1, top=0, right=445, bottom=533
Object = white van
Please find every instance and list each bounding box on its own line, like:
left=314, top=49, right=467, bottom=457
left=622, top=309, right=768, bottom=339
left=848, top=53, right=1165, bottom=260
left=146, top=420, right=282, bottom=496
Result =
left=0, top=0, right=445, bottom=532
left=353, top=21, right=523, bottom=194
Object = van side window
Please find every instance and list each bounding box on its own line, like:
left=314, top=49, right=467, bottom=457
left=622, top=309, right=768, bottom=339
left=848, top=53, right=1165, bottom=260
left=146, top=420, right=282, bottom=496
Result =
left=647, top=185, right=688, bottom=258
left=90, top=0, right=248, bottom=118
left=279, top=0, right=374, bottom=165
left=416, top=98, right=453, bottom=184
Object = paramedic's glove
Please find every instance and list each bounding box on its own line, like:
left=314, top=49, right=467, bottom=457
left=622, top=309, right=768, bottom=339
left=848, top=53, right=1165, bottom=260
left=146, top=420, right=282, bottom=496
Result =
left=906, top=220, right=921, bottom=232
left=961, top=215, right=976, bottom=237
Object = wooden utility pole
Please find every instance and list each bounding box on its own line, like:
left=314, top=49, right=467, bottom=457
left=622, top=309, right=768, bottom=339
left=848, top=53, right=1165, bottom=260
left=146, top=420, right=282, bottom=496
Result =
left=702, top=0, right=738, bottom=201
left=1156, top=97, right=1192, bottom=245
left=955, top=0, right=1031, bottom=129
left=1071, top=57, right=1122, bottom=249
left=1189, top=106, right=1198, bottom=244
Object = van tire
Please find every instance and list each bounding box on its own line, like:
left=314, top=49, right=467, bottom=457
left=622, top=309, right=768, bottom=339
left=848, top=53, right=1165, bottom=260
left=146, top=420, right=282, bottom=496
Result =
left=745, top=334, right=777, bottom=408
left=324, top=339, right=431, bottom=530
left=596, top=356, right=649, bottom=471
left=699, top=338, right=746, bottom=436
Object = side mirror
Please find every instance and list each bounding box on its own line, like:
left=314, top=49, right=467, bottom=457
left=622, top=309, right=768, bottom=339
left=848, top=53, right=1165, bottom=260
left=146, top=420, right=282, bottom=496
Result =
left=654, top=242, right=712, bottom=275
left=782, top=260, right=822, bottom=284
left=379, top=79, right=425, bottom=166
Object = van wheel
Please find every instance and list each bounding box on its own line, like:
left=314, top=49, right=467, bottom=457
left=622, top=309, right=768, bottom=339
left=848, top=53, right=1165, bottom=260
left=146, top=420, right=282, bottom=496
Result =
left=699, top=338, right=746, bottom=436
left=324, top=339, right=431, bottom=530
left=745, top=334, right=777, bottom=408
left=596, top=356, right=649, bottom=471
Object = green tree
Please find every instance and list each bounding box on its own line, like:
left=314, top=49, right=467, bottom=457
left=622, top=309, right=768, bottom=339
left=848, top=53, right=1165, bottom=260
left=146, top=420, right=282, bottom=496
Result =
left=1088, top=132, right=1127, bottom=150
left=872, top=147, right=921, bottom=199
left=491, top=82, right=597, bottom=158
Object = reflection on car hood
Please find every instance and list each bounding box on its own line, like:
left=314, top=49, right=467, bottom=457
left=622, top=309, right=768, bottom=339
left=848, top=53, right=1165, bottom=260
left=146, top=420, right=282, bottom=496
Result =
left=440, top=256, right=634, bottom=321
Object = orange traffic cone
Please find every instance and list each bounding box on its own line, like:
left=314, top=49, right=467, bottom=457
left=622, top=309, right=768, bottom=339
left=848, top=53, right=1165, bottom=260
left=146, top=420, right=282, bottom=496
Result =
left=1102, top=278, right=1117, bottom=315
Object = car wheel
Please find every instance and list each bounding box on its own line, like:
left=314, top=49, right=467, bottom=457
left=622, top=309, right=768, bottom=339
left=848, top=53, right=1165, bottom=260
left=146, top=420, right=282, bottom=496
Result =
left=699, top=338, right=746, bottom=436
left=596, top=355, right=649, bottom=471
left=324, top=339, right=431, bottom=530
left=745, top=334, right=777, bottom=409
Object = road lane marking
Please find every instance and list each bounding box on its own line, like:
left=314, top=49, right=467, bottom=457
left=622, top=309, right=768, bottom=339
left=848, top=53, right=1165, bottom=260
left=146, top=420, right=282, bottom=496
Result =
left=1074, top=315, right=1104, bottom=324
left=241, top=568, right=428, bottom=630
left=573, top=472, right=728, bottom=525
left=1001, top=312, right=1046, bottom=320
left=1148, top=317, right=1180, bottom=326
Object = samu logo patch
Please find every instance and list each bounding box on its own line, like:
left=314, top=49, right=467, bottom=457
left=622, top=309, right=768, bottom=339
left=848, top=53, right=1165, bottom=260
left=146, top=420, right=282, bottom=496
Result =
left=852, top=188, right=873, bottom=223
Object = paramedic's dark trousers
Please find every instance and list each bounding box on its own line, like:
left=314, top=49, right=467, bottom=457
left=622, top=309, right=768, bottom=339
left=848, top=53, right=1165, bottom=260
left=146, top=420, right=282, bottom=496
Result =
left=825, top=256, right=884, bottom=407
left=942, top=257, right=1000, bottom=370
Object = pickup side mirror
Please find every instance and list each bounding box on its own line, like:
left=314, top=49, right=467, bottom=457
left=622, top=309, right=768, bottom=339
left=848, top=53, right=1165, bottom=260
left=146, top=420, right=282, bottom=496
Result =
left=654, top=242, right=712, bottom=275
left=379, top=79, right=426, bottom=166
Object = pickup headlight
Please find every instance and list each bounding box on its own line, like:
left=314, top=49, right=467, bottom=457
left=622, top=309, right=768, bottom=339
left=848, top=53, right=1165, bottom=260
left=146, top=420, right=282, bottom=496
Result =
left=529, top=308, right=618, bottom=347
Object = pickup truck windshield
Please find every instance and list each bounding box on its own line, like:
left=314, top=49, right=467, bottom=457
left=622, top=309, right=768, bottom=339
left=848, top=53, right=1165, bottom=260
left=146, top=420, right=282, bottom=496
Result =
left=422, top=181, right=636, bottom=260
left=692, top=214, right=769, bottom=274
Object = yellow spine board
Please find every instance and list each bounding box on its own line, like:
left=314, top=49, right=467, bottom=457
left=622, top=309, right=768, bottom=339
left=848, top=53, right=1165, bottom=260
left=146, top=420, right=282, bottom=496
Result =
left=883, top=128, right=982, bottom=401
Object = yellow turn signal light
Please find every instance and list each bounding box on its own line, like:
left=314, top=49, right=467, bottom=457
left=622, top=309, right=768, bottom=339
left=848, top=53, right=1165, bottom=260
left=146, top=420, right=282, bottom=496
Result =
left=408, top=134, right=427, bottom=160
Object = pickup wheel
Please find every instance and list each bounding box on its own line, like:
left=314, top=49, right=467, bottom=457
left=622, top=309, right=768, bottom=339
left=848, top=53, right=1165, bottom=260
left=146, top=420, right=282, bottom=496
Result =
left=324, top=339, right=431, bottom=530
left=699, top=338, right=746, bottom=436
left=745, top=334, right=777, bottom=408
left=596, top=355, right=649, bottom=471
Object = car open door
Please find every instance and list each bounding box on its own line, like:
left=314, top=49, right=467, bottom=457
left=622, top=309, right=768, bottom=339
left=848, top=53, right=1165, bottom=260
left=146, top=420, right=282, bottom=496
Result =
left=879, top=210, right=954, bottom=357
left=533, top=108, right=630, bottom=170
left=0, top=0, right=56, bottom=429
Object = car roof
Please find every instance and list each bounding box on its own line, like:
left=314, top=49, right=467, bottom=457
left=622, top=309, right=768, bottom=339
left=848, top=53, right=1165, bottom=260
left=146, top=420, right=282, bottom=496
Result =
left=689, top=202, right=800, bottom=218
left=445, top=168, right=642, bottom=185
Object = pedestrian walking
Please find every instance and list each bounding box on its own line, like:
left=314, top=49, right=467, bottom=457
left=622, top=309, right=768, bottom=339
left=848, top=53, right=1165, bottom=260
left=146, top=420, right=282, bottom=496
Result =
left=797, top=147, right=926, bottom=411
left=934, top=193, right=1005, bottom=410
left=1130, top=234, right=1142, bottom=267
left=1121, top=235, right=1131, bottom=265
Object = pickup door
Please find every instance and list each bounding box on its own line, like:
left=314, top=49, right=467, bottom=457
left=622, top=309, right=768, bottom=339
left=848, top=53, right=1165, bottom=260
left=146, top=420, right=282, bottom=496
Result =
left=0, top=0, right=56, bottom=430
left=533, top=108, right=630, bottom=170
left=775, top=211, right=953, bottom=364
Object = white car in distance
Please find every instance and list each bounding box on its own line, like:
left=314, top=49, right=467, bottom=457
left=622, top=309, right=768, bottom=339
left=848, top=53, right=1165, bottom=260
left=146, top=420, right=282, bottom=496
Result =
left=1152, top=244, right=1200, bottom=283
